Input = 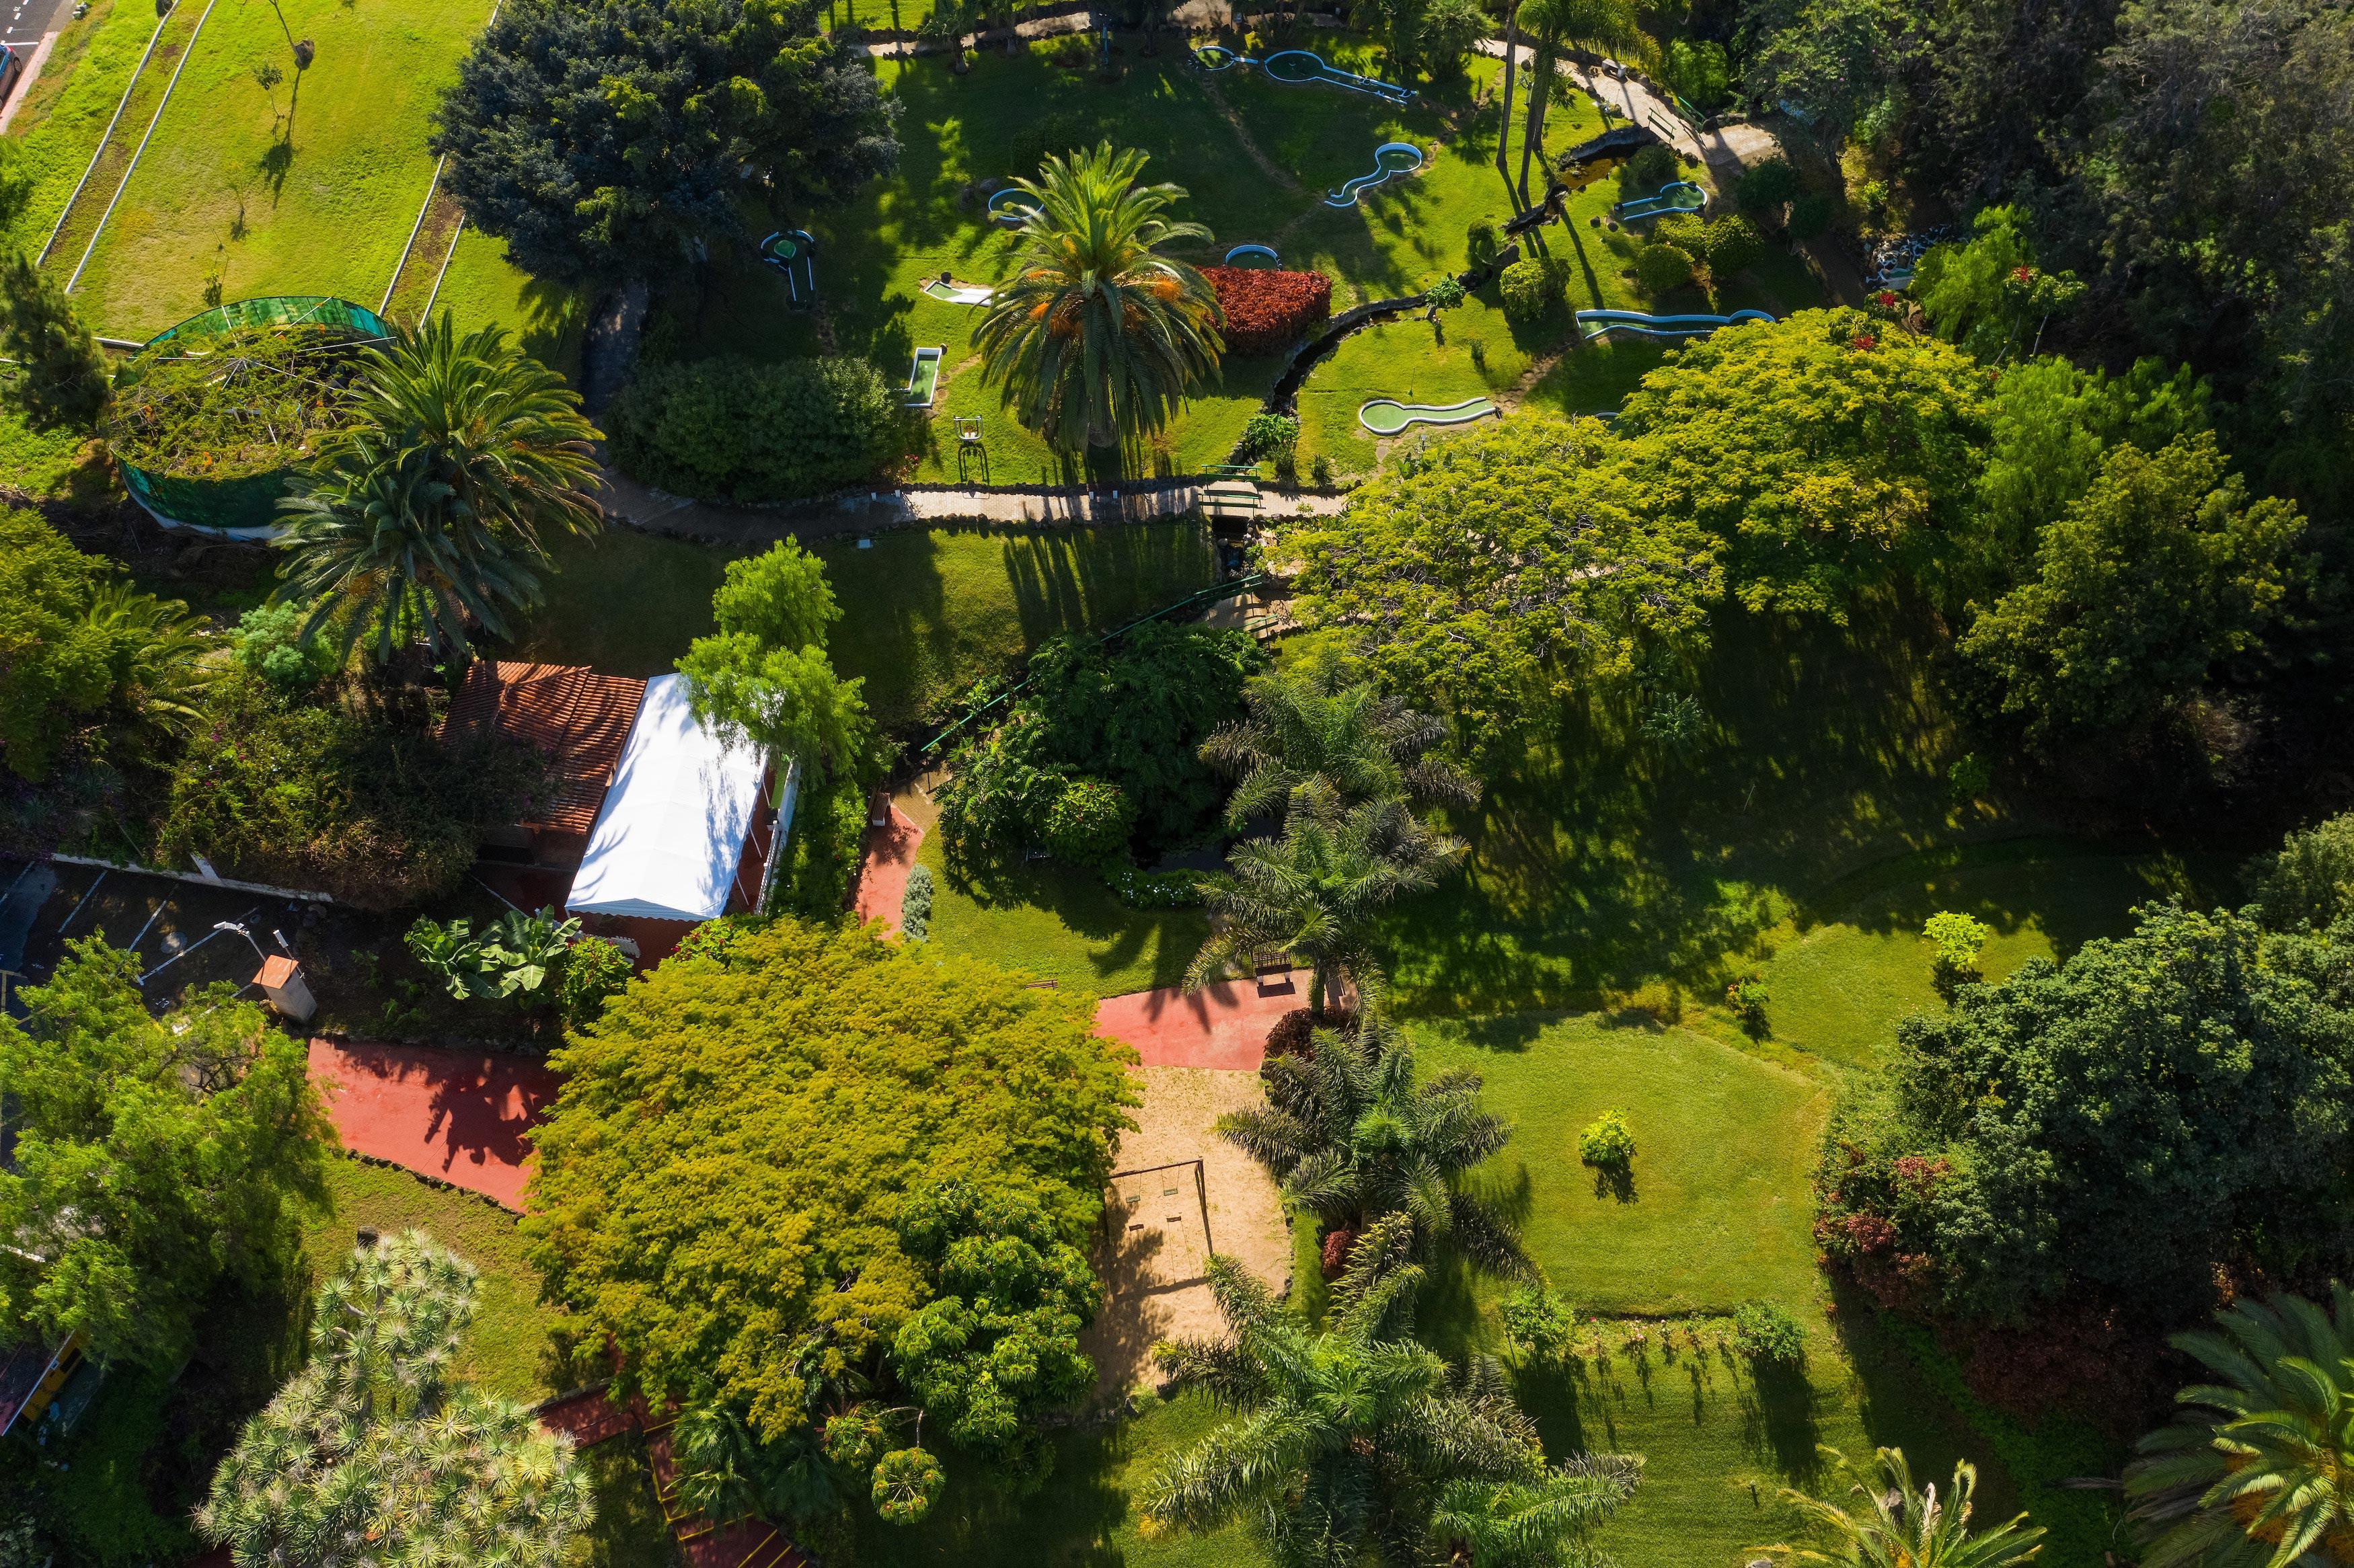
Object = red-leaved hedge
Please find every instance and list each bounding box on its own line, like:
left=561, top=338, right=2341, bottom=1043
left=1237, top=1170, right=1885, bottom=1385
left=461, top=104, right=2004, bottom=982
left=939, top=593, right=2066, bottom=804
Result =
left=1203, top=268, right=1333, bottom=357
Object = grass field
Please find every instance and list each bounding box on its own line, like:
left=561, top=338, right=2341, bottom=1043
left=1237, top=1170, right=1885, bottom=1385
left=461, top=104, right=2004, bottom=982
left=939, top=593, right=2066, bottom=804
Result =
left=0, top=0, right=161, bottom=255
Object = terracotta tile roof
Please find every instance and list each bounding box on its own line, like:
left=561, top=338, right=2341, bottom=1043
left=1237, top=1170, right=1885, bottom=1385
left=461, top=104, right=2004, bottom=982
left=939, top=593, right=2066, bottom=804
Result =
left=444, top=662, right=647, bottom=836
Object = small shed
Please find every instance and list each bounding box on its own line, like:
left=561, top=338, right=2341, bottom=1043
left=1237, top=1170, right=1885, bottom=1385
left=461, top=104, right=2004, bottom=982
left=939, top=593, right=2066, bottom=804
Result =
left=564, top=675, right=786, bottom=950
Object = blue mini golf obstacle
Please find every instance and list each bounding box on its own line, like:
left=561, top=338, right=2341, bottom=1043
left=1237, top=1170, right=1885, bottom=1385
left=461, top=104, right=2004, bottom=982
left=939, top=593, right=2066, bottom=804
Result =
left=757, top=229, right=817, bottom=307
left=1613, top=181, right=1707, bottom=222
left=1191, top=44, right=1412, bottom=105
left=1576, top=307, right=1775, bottom=342
left=1223, top=243, right=1280, bottom=267
left=987, top=188, right=1042, bottom=227
left=1327, top=142, right=1423, bottom=206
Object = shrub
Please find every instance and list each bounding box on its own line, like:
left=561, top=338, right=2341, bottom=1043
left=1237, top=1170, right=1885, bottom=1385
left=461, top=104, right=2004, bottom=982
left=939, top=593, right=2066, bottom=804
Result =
left=1703, top=214, right=1766, bottom=276
left=1726, top=972, right=1770, bottom=1036
left=1201, top=268, right=1333, bottom=357
left=1787, top=190, right=1833, bottom=241
left=1042, top=775, right=1135, bottom=865
left=558, top=935, right=633, bottom=1029
left=1732, top=1299, right=1806, bottom=1364
left=606, top=355, right=905, bottom=502
left=1948, top=752, right=1993, bottom=803
left=1636, top=243, right=1696, bottom=295
left=1735, top=159, right=1800, bottom=217
left=1923, top=910, right=1991, bottom=1001
left=1240, top=411, right=1301, bottom=462
left=774, top=766, right=866, bottom=918
left=2248, top=811, right=2354, bottom=931
left=1425, top=275, right=1466, bottom=311
left=1498, top=1286, right=1576, bottom=1364
left=1044, top=30, right=1089, bottom=65
left=1653, top=212, right=1707, bottom=256
left=1498, top=258, right=1556, bottom=321
left=1577, top=1108, right=1636, bottom=1169
left=1466, top=217, right=1501, bottom=266
left=231, top=602, right=339, bottom=690
left=406, top=907, right=580, bottom=1005
left=1263, top=1006, right=1355, bottom=1059
left=1620, top=143, right=1679, bottom=197
left=899, top=861, right=935, bottom=941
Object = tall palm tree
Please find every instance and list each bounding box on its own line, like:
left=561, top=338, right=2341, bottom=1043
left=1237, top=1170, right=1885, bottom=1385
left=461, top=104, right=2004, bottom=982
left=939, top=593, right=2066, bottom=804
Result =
left=273, top=313, right=601, bottom=662
left=1218, top=1009, right=1537, bottom=1280
left=973, top=143, right=1223, bottom=453
left=1145, top=1215, right=1638, bottom=1563
left=1188, top=793, right=1464, bottom=1011
left=1516, top=0, right=1640, bottom=204
left=1761, top=1446, right=2044, bottom=1568
left=1496, top=0, right=1524, bottom=185
left=2125, top=1286, right=2354, bottom=1567
left=1201, top=661, right=1478, bottom=832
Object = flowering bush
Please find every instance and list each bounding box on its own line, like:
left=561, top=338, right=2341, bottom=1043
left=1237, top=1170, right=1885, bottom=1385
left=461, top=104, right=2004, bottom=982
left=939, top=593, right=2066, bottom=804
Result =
left=1103, top=864, right=1205, bottom=908
left=1499, top=1287, right=1577, bottom=1364
left=1203, top=267, right=1332, bottom=357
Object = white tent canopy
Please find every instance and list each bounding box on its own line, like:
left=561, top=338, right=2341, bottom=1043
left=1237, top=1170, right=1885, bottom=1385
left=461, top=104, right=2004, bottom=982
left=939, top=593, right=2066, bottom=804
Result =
left=566, top=674, right=767, bottom=923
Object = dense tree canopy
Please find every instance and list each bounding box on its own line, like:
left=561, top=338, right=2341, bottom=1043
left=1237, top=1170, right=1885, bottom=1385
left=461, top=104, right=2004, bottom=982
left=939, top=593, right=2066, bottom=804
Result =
left=1275, top=415, right=1718, bottom=753
left=678, top=540, right=874, bottom=789
left=434, top=0, right=900, bottom=286
left=524, top=918, right=1136, bottom=1455
left=0, top=942, right=332, bottom=1366
left=1816, top=903, right=2354, bottom=1324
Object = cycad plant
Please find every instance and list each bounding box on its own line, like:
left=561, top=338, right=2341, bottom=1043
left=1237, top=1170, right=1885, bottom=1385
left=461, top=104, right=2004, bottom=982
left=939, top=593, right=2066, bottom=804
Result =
left=1762, top=1446, right=2044, bottom=1568
left=199, top=1229, right=593, bottom=1567
left=1187, top=791, right=1464, bottom=1011
left=973, top=143, right=1223, bottom=453
left=81, top=580, right=219, bottom=757
left=1200, top=661, right=1478, bottom=832
left=274, top=313, right=601, bottom=662
left=1218, top=1009, right=1536, bottom=1280
left=1145, top=1214, right=1638, bottom=1563
left=2125, top=1286, right=2354, bottom=1567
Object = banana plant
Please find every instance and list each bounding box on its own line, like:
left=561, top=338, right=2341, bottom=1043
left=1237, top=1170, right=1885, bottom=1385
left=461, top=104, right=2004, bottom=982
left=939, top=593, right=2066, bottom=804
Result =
left=405, top=907, right=581, bottom=1003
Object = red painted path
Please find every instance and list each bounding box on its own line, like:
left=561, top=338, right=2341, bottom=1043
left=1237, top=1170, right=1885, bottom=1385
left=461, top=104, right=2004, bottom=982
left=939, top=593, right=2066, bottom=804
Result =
left=307, top=1039, right=559, bottom=1211
left=852, top=801, right=922, bottom=932
left=1094, top=977, right=1303, bottom=1070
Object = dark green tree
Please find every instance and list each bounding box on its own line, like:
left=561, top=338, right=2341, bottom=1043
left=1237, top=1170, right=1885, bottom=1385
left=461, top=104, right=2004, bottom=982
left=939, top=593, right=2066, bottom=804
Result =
left=432, top=0, right=901, bottom=286
left=0, top=252, right=110, bottom=432
left=2247, top=810, right=2354, bottom=933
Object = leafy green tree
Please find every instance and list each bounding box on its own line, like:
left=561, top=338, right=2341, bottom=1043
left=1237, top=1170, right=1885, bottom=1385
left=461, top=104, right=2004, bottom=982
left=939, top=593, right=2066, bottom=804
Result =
left=275, top=315, right=602, bottom=662
left=1911, top=205, right=2084, bottom=364
left=677, top=539, right=874, bottom=792
left=888, top=1182, right=1099, bottom=1478
left=2125, top=1285, right=2354, bottom=1568
left=1819, top=904, right=2354, bottom=1322
left=1958, top=433, right=2312, bottom=752
left=1188, top=794, right=1464, bottom=1011
left=1922, top=910, right=1990, bottom=1001
left=524, top=918, right=1137, bottom=1452
left=1274, top=415, right=1718, bottom=755
left=1760, top=1446, right=2043, bottom=1568
left=2247, top=811, right=2354, bottom=932
left=0, top=941, right=332, bottom=1367
left=1201, top=658, right=1476, bottom=832
left=434, top=0, right=900, bottom=286
left=1145, top=1216, right=1638, bottom=1562
left=1739, top=0, right=1919, bottom=145
left=974, top=143, right=1221, bottom=452
left=1217, top=1010, right=1536, bottom=1279
left=230, top=601, right=343, bottom=690
left=1612, top=309, right=1991, bottom=620
left=1636, top=242, right=1696, bottom=295
left=0, top=252, right=109, bottom=432
left=605, top=355, right=906, bottom=502
left=198, top=1230, right=593, bottom=1567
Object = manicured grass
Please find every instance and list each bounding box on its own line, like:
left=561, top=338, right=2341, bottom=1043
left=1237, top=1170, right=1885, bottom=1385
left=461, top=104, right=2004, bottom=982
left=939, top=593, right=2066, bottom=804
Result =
left=0, top=372, right=110, bottom=500
left=515, top=519, right=1217, bottom=732
left=0, top=0, right=161, bottom=256
left=428, top=223, right=588, bottom=382
left=914, top=832, right=1210, bottom=996
left=69, top=0, right=490, bottom=336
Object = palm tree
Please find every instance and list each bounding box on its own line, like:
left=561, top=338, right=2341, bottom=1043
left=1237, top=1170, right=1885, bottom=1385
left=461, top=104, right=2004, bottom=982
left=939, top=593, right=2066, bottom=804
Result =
left=82, top=580, right=219, bottom=755
left=1188, top=793, right=1464, bottom=1011
left=1761, top=1446, right=2044, bottom=1568
left=1218, top=1009, right=1537, bottom=1280
left=1516, top=0, right=1640, bottom=204
left=2124, top=1286, right=2354, bottom=1567
left=1201, top=661, right=1478, bottom=832
left=274, top=313, right=601, bottom=662
left=1145, top=1215, right=1638, bottom=1563
left=1496, top=0, right=1524, bottom=185
left=973, top=143, right=1223, bottom=453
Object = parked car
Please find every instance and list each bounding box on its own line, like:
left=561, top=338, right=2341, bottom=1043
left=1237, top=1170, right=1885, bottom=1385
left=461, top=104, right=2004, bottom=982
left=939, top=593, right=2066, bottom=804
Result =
left=0, top=44, right=23, bottom=111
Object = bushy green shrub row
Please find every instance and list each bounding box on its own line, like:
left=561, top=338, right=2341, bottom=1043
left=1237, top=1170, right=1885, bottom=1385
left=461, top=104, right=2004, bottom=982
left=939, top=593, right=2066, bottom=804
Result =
left=607, top=355, right=907, bottom=502
left=771, top=765, right=867, bottom=919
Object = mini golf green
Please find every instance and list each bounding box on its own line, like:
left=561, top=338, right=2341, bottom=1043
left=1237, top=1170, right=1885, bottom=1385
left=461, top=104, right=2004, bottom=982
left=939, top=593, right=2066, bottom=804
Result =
left=1357, top=395, right=1498, bottom=434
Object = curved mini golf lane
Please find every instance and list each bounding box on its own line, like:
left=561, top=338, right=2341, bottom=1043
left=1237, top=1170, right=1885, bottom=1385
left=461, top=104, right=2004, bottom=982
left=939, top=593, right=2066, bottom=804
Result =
left=1359, top=395, right=1498, bottom=434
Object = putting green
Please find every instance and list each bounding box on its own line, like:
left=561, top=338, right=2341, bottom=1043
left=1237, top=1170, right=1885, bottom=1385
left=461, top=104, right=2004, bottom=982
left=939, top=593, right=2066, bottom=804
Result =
left=1357, top=395, right=1498, bottom=434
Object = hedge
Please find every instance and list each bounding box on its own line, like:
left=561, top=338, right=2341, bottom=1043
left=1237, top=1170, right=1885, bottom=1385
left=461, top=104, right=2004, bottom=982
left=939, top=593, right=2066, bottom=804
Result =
left=1201, top=267, right=1334, bottom=357
left=607, top=355, right=907, bottom=502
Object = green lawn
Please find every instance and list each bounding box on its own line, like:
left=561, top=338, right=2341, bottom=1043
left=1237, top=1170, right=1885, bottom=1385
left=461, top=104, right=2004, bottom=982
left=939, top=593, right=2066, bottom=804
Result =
left=428, top=223, right=588, bottom=381
left=0, top=0, right=159, bottom=256
left=65, top=0, right=493, bottom=337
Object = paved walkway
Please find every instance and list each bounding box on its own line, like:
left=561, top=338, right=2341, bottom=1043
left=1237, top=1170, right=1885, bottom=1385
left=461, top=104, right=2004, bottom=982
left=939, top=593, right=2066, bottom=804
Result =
left=307, top=1038, right=558, bottom=1211
left=1096, top=978, right=1305, bottom=1070
left=852, top=801, right=923, bottom=933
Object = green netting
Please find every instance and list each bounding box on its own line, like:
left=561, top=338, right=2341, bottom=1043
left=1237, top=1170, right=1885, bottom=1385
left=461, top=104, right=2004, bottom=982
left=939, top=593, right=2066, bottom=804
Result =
left=115, top=297, right=387, bottom=533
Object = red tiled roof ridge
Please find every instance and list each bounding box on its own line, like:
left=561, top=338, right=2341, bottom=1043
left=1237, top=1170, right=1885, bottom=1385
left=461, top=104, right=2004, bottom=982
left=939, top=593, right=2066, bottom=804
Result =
left=443, top=660, right=648, bottom=835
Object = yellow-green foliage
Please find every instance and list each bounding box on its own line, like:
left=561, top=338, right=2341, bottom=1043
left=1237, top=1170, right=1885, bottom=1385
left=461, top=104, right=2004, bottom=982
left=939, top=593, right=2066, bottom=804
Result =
left=524, top=917, right=1139, bottom=1440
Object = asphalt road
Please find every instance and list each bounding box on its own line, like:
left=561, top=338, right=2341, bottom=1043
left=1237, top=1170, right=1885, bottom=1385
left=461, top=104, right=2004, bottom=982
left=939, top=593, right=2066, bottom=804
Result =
left=3, top=0, right=79, bottom=56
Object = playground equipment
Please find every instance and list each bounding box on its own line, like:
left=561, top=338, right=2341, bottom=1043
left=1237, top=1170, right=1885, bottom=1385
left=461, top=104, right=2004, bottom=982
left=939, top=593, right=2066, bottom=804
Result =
left=1223, top=243, right=1281, bottom=267
left=922, top=276, right=995, bottom=305
left=1576, top=307, right=1774, bottom=341
left=1327, top=142, right=1423, bottom=207
left=1357, top=395, right=1498, bottom=434
left=1613, top=180, right=1706, bottom=221
left=904, top=346, right=944, bottom=407
left=955, top=416, right=988, bottom=482
left=757, top=230, right=817, bottom=306
left=987, top=188, right=1041, bottom=227
left=1191, top=44, right=1412, bottom=105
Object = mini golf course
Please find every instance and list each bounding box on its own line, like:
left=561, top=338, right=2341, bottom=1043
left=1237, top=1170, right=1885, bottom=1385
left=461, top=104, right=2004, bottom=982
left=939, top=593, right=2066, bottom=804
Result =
left=988, top=187, right=1042, bottom=225
left=1190, top=44, right=1412, bottom=104
left=1357, top=394, right=1498, bottom=433
left=758, top=228, right=817, bottom=306
left=1577, top=307, right=1775, bottom=340
left=1613, top=180, right=1706, bottom=221
left=921, top=276, right=995, bottom=303
left=1327, top=141, right=1423, bottom=206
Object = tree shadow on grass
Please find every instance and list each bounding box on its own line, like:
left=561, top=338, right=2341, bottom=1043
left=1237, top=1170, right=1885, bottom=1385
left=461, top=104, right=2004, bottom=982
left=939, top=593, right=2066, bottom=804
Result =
left=1739, top=1357, right=1826, bottom=1490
